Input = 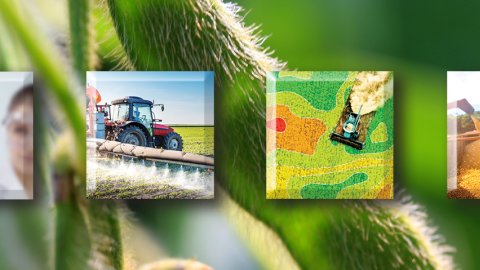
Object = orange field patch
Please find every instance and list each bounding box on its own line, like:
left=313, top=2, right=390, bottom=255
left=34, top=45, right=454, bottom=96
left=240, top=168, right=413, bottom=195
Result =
left=267, top=104, right=326, bottom=155
left=375, top=183, right=392, bottom=199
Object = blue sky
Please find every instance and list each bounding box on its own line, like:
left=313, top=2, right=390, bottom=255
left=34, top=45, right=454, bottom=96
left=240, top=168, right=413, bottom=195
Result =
left=447, top=72, right=480, bottom=115
left=86, top=72, right=214, bottom=125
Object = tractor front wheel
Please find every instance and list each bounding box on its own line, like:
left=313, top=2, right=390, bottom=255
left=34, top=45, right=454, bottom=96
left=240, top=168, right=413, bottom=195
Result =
left=162, top=132, right=183, bottom=151
left=116, top=125, right=147, bottom=146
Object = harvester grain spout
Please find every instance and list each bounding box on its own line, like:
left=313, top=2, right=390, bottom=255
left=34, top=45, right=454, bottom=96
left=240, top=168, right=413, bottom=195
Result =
left=448, top=98, right=480, bottom=131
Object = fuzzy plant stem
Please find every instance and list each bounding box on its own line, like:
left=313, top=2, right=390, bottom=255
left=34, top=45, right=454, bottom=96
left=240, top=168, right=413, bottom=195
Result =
left=87, top=200, right=125, bottom=270
left=0, top=1, right=128, bottom=269
left=0, top=15, right=28, bottom=71
left=0, top=0, right=85, bottom=170
left=68, top=1, right=126, bottom=268
left=103, top=1, right=457, bottom=269
left=33, top=85, right=53, bottom=197
left=68, top=0, right=91, bottom=78
left=54, top=173, right=91, bottom=270
left=327, top=198, right=456, bottom=270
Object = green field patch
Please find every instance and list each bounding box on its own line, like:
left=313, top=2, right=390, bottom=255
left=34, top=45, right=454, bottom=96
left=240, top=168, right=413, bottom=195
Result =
left=278, top=71, right=313, bottom=79
left=345, top=98, right=393, bottom=155
left=267, top=71, right=352, bottom=111
left=336, top=166, right=391, bottom=199
left=299, top=173, right=368, bottom=199
left=267, top=77, right=393, bottom=170
left=371, top=122, right=388, bottom=143
left=287, top=165, right=389, bottom=199
left=171, top=126, right=214, bottom=157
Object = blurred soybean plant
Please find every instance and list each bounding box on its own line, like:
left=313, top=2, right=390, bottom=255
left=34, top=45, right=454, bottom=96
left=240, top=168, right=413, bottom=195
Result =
left=0, top=0, right=457, bottom=270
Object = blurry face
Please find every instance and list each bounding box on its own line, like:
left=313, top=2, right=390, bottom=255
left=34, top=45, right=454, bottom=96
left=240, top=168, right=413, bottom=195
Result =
left=6, top=102, right=34, bottom=177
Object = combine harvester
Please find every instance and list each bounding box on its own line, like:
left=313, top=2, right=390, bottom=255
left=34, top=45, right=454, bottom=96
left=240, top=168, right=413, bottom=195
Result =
left=86, top=85, right=214, bottom=169
left=447, top=98, right=480, bottom=160
left=330, top=105, right=365, bottom=150
left=447, top=98, right=480, bottom=192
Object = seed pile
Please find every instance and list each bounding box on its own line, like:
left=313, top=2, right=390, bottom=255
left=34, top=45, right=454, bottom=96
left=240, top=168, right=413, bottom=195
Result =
left=460, top=140, right=480, bottom=170
left=447, top=168, right=480, bottom=199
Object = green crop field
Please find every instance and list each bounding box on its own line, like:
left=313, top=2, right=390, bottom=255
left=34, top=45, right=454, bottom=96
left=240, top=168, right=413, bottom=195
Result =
left=172, top=126, right=214, bottom=157
left=87, top=159, right=213, bottom=199
left=86, top=126, right=214, bottom=199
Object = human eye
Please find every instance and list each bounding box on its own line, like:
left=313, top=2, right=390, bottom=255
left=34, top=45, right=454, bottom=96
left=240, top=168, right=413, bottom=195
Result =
left=14, top=126, right=26, bottom=135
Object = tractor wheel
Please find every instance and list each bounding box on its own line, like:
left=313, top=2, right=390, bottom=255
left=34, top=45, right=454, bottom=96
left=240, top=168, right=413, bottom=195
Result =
left=162, top=132, right=183, bottom=151
left=116, top=125, right=147, bottom=146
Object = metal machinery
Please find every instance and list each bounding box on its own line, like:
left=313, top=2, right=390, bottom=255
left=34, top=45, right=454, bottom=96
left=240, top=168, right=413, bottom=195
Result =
left=86, top=85, right=183, bottom=151
left=330, top=105, right=365, bottom=150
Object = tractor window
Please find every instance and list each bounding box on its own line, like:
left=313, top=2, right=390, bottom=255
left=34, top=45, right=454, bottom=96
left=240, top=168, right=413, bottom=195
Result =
left=133, top=103, right=153, bottom=135
left=112, top=104, right=129, bottom=122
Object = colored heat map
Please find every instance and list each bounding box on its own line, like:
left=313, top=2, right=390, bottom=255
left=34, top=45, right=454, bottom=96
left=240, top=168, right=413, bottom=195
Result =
left=266, top=105, right=326, bottom=155
left=266, top=71, right=394, bottom=199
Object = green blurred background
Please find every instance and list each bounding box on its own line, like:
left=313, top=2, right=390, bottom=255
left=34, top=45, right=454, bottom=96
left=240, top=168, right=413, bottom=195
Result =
left=230, top=0, right=479, bottom=268
left=3, top=0, right=480, bottom=269
left=132, top=0, right=480, bottom=268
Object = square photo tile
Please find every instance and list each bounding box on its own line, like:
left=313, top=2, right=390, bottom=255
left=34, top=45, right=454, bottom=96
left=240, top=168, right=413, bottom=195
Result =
left=0, top=72, right=33, bottom=200
left=86, top=71, right=214, bottom=199
left=266, top=71, right=393, bottom=199
left=447, top=72, right=480, bottom=199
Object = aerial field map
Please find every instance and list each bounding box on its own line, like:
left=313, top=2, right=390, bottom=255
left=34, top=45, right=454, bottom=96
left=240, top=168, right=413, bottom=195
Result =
left=266, top=71, right=394, bottom=199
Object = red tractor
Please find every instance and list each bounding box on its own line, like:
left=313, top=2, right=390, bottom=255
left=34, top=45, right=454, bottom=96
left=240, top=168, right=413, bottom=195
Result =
left=88, top=93, right=183, bottom=151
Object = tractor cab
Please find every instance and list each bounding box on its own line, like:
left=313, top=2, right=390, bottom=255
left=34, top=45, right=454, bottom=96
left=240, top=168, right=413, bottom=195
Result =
left=111, top=96, right=154, bottom=130
left=105, top=96, right=183, bottom=150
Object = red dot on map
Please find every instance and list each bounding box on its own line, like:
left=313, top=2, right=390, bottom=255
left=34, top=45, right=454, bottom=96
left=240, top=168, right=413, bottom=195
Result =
left=267, top=117, right=286, bottom=132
